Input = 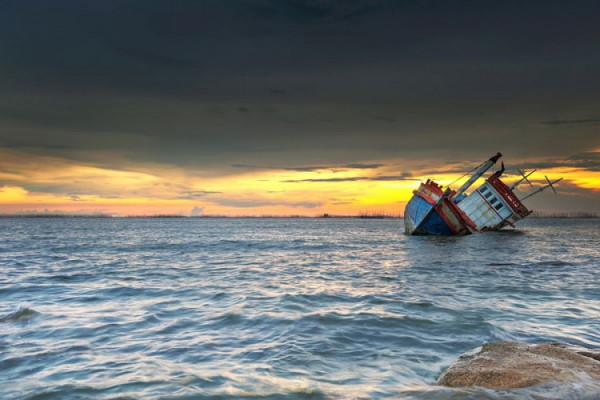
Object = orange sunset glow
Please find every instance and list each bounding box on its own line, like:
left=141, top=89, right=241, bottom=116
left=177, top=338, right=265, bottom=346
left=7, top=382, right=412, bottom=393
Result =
left=1, top=150, right=598, bottom=216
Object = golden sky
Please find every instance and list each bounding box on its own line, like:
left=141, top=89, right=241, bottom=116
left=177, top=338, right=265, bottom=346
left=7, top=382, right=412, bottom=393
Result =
left=1, top=149, right=598, bottom=216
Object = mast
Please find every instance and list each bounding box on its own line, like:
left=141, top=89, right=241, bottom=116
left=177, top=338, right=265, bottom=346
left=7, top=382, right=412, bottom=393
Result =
left=509, top=169, right=536, bottom=190
left=519, top=176, right=563, bottom=201
left=451, top=152, right=502, bottom=200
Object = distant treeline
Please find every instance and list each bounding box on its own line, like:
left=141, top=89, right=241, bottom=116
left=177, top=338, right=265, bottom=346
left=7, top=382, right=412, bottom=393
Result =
left=126, top=214, right=307, bottom=218
left=0, top=212, right=402, bottom=219
left=1, top=211, right=595, bottom=219
left=0, top=212, right=112, bottom=218
left=357, top=211, right=401, bottom=219
left=530, top=211, right=598, bottom=218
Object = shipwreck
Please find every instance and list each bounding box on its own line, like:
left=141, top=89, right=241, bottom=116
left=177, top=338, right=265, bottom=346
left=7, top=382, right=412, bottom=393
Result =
left=404, top=152, right=562, bottom=235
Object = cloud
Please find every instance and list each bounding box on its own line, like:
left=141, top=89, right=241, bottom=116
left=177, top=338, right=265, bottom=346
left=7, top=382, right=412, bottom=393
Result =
left=2, top=0, right=598, bottom=172
left=175, top=190, right=222, bottom=200
left=115, top=46, right=195, bottom=69
left=284, top=177, right=362, bottom=182
left=343, top=163, right=384, bottom=169
left=542, top=119, right=600, bottom=125
left=247, top=0, right=384, bottom=24
left=569, top=152, right=600, bottom=160
left=269, top=88, right=287, bottom=94
left=190, top=205, right=204, bottom=216
left=567, top=152, right=600, bottom=171
left=212, top=198, right=322, bottom=208
left=282, top=172, right=415, bottom=182
left=373, top=116, right=396, bottom=123
left=231, top=163, right=385, bottom=171
left=514, top=151, right=600, bottom=172
left=231, top=163, right=328, bottom=171
left=328, top=197, right=355, bottom=205
left=371, top=173, right=414, bottom=180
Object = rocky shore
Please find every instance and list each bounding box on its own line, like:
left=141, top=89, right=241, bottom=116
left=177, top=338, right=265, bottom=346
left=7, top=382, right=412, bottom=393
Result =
left=438, top=342, right=600, bottom=390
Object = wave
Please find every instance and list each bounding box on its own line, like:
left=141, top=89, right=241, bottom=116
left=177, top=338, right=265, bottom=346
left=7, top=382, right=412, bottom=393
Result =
left=399, top=383, right=600, bottom=400
left=0, top=306, right=38, bottom=323
left=487, top=260, right=574, bottom=267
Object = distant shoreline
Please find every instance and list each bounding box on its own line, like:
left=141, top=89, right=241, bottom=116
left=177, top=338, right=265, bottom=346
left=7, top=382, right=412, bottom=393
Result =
left=0, top=213, right=597, bottom=219
left=0, top=214, right=401, bottom=219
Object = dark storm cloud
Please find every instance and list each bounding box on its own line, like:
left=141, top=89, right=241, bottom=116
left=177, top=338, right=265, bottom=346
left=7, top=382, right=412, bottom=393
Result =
left=344, top=163, right=385, bottom=169
left=512, top=152, right=600, bottom=172
left=566, top=152, right=600, bottom=171
left=115, top=46, right=196, bottom=70
left=542, top=119, right=600, bottom=125
left=371, top=173, right=415, bottom=181
left=232, top=163, right=384, bottom=171
left=0, top=0, right=599, bottom=169
left=282, top=172, right=415, bottom=182
left=247, top=0, right=383, bottom=23
left=232, top=163, right=329, bottom=171
left=569, top=152, right=600, bottom=162
left=285, top=177, right=363, bottom=182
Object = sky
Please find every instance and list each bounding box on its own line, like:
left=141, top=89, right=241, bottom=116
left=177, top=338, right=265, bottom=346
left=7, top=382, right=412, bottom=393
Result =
left=0, top=0, right=599, bottom=216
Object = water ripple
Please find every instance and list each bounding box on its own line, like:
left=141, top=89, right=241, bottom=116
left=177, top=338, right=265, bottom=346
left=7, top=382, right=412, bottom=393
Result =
left=0, top=306, right=38, bottom=323
left=0, top=218, right=598, bottom=399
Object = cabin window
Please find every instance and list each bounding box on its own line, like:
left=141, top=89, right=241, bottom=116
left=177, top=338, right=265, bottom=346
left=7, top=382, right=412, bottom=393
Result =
left=490, top=197, right=498, bottom=204
left=480, top=186, right=488, bottom=193
left=494, top=203, right=503, bottom=210
left=484, top=191, right=492, bottom=199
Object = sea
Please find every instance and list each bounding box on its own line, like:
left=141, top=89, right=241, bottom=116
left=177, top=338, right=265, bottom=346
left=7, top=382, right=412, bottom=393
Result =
left=1, top=217, right=599, bottom=399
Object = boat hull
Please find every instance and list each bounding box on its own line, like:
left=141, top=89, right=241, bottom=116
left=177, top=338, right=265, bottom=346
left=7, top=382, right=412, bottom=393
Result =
left=404, top=180, right=474, bottom=236
left=404, top=195, right=454, bottom=235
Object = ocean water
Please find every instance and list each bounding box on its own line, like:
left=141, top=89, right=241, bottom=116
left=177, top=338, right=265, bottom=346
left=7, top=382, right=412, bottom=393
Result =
left=1, top=217, right=599, bottom=399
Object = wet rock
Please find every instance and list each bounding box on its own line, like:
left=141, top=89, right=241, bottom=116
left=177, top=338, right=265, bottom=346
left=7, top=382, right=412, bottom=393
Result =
left=438, top=342, right=600, bottom=390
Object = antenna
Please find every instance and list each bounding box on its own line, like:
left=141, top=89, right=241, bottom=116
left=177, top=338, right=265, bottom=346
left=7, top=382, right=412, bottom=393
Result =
left=509, top=169, right=536, bottom=190
left=520, top=177, right=563, bottom=201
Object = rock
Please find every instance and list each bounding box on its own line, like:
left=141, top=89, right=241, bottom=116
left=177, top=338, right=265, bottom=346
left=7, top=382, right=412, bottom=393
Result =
left=438, top=342, right=600, bottom=390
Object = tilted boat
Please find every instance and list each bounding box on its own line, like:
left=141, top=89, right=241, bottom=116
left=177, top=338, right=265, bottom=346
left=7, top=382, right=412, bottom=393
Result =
left=404, top=153, right=562, bottom=235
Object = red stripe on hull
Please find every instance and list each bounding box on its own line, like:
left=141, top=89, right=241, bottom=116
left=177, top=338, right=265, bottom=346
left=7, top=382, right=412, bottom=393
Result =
left=435, top=202, right=460, bottom=235
left=436, top=198, right=472, bottom=235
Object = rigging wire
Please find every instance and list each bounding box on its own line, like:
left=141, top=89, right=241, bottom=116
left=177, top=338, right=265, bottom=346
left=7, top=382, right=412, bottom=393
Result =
left=444, top=160, right=486, bottom=189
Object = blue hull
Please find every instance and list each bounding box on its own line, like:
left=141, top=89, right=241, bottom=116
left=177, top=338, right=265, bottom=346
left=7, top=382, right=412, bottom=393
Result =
left=404, top=195, right=454, bottom=235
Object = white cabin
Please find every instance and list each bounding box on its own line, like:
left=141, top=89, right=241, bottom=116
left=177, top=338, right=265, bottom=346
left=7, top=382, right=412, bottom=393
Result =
left=457, top=182, right=512, bottom=230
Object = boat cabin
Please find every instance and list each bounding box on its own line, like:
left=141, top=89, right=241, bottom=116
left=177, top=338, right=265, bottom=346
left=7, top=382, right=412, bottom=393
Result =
left=457, top=175, right=531, bottom=231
